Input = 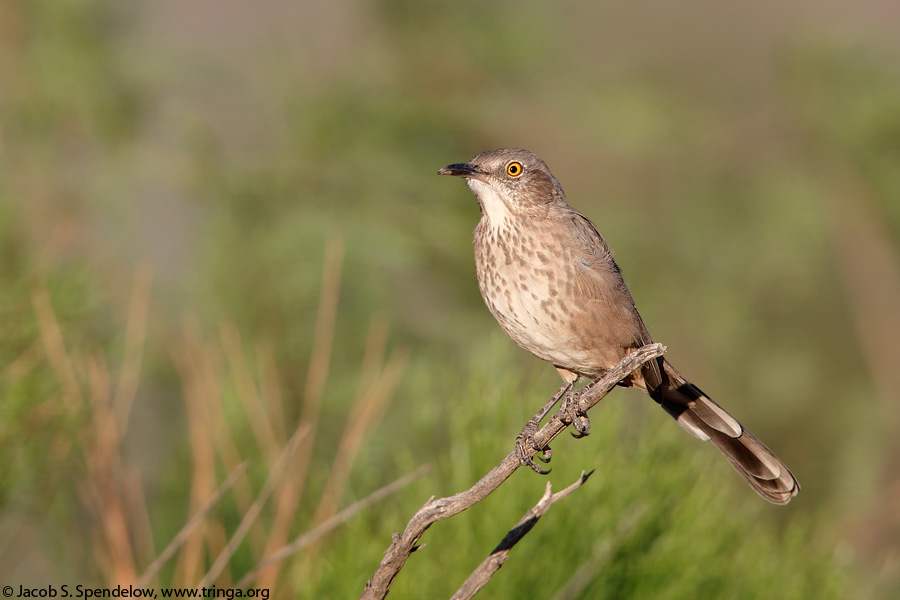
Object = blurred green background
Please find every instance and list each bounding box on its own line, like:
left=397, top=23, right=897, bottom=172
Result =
left=2, top=0, right=899, bottom=597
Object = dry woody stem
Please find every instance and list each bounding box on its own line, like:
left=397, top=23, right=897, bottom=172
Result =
left=450, top=470, right=594, bottom=600
left=359, top=343, right=667, bottom=600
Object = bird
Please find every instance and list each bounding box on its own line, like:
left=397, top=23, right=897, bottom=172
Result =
left=437, top=148, right=799, bottom=504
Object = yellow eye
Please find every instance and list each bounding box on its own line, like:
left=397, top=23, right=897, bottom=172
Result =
left=506, top=161, right=523, bottom=177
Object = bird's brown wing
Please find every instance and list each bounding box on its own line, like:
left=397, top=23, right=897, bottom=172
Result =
left=563, top=209, right=663, bottom=387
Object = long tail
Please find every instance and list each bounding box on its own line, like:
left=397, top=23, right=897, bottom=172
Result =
left=644, top=358, right=799, bottom=504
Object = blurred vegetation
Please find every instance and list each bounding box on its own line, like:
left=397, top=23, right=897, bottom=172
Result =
left=1, top=0, right=899, bottom=598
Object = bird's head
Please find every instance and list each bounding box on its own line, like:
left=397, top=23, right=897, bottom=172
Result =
left=438, top=148, right=565, bottom=222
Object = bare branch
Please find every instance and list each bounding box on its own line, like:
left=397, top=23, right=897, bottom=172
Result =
left=359, top=343, right=666, bottom=600
left=451, top=470, right=594, bottom=600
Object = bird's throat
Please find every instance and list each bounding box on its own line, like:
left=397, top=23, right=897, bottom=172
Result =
left=468, top=179, right=514, bottom=232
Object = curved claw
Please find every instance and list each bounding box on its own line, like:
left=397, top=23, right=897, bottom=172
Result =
left=515, top=433, right=552, bottom=474
left=527, top=459, right=551, bottom=475
left=570, top=414, right=591, bottom=438
left=517, top=444, right=552, bottom=474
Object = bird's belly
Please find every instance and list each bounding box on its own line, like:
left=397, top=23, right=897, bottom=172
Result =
left=477, top=255, right=596, bottom=371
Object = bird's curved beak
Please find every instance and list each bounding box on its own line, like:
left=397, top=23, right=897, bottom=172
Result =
left=437, top=163, right=484, bottom=180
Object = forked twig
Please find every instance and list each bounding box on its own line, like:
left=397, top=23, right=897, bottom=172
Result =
left=359, top=343, right=666, bottom=600
left=451, top=470, right=595, bottom=600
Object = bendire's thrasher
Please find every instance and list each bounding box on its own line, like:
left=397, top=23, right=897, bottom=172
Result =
left=438, top=148, right=799, bottom=505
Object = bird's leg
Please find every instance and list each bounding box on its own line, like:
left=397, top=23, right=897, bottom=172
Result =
left=516, top=381, right=572, bottom=473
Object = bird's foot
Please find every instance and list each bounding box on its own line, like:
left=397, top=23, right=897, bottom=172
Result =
left=562, top=388, right=591, bottom=438
left=514, top=381, right=572, bottom=474
left=516, top=418, right=552, bottom=474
